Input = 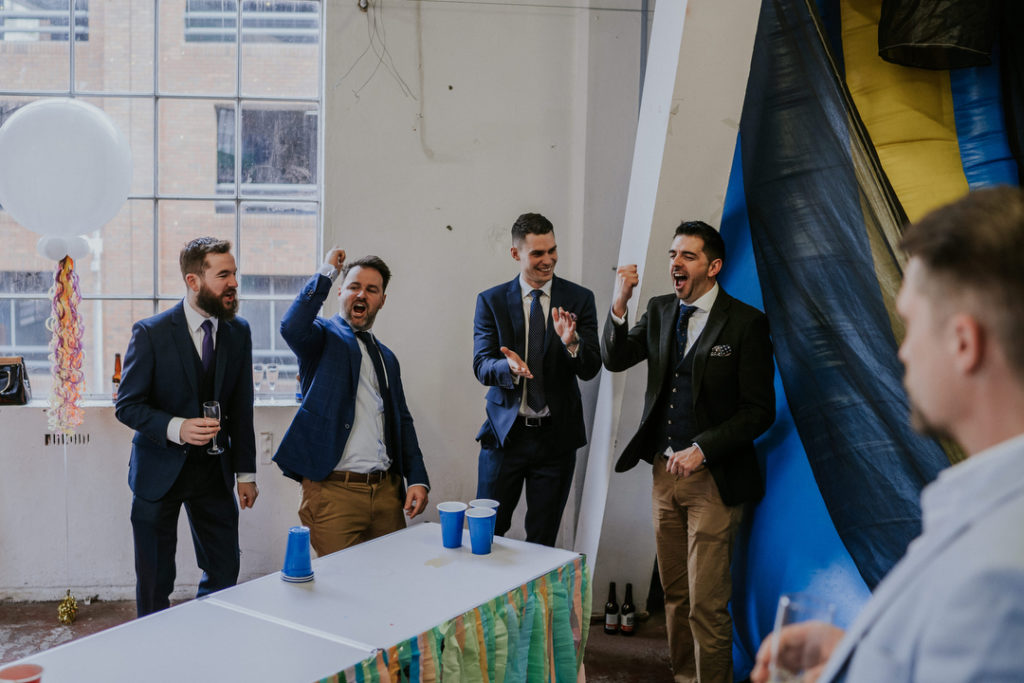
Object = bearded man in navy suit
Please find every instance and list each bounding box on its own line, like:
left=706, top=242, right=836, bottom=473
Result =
left=274, top=249, right=429, bottom=556
left=473, top=213, right=601, bottom=547
left=116, top=237, right=258, bottom=617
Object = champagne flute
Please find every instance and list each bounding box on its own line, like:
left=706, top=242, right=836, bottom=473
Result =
left=266, top=364, right=279, bottom=392
left=252, top=363, right=264, bottom=392
left=203, top=401, right=224, bottom=455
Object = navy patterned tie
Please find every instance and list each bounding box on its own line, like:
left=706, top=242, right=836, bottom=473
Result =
left=200, top=319, right=214, bottom=371
left=676, top=303, right=698, bottom=361
left=526, top=289, right=546, bottom=411
left=356, top=330, right=396, bottom=458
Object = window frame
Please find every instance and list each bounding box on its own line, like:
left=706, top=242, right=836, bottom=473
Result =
left=0, top=0, right=323, bottom=399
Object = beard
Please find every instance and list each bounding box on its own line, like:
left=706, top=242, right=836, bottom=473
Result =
left=196, top=282, right=238, bottom=320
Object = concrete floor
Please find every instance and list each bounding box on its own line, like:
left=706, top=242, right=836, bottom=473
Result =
left=0, top=598, right=674, bottom=682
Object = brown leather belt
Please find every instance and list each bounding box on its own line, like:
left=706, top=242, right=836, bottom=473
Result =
left=325, top=470, right=390, bottom=484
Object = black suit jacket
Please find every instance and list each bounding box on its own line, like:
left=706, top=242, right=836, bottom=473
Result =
left=473, top=274, right=601, bottom=451
left=116, top=302, right=256, bottom=501
left=601, top=288, right=775, bottom=505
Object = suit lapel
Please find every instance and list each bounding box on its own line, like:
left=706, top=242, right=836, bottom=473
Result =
left=214, top=318, right=231, bottom=399
left=545, top=276, right=564, bottom=356
left=692, top=291, right=730, bottom=393
left=170, top=303, right=199, bottom=398
left=658, top=296, right=677, bottom=376
left=334, top=316, right=362, bottom=390
left=821, top=514, right=974, bottom=681
left=506, top=277, right=526, bottom=355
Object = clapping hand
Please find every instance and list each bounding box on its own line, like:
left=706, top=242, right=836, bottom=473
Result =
left=552, top=307, right=578, bottom=347
left=500, top=346, right=533, bottom=379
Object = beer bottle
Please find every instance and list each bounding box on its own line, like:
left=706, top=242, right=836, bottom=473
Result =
left=111, top=352, right=122, bottom=401
left=604, top=581, right=619, bottom=635
left=620, top=582, right=636, bottom=636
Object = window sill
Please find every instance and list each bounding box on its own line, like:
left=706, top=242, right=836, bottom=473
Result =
left=16, top=398, right=301, bottom=409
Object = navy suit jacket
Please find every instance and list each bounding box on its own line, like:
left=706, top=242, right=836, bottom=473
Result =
left=602, top=288, right=775, bottom=506
left=473, top=274, right=601, bottom=452
left=115, top=302, right=256, bottom=501
left=273, top=274, right=429, bottom=493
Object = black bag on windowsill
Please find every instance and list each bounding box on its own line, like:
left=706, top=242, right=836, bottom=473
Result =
left=0, top=356, right=32, bottom=405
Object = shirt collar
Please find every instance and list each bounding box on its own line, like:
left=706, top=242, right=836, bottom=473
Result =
left=518, top=274, right=553, bottom=299
left=922, top=431, right=1024, bottom=532
left=682, top=282, right=719, bottom=313
left=183, top=298, right=218, bottom=335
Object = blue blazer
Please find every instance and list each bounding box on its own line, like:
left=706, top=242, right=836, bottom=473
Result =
left=473, top=274, right=601, bottom=451
left=116, top=302, right=256, bottom=501
left=273, top=274, right=430, bottom=493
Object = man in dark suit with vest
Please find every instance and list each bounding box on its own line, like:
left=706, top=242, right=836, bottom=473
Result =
left=473, top=212, right=601, bottom=547
left=602, top=221, right=775, bottom=683
left=274, top=248, right=429, bottom=556
left=116, top=237, right=258, bottom=617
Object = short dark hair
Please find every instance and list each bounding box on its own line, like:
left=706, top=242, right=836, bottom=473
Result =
left=511, top=213, right=554, bottom=247
left=342, top=255, right=392, bottom=291
left=674, top=220, right=725, bottom=265
left=180, top=237, right=232, bottom=279
left=901, top=185, right=1024, bottom=379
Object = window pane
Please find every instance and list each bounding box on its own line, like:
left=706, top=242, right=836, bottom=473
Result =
left=238, top=104, right=317, bottom=199
left=159, top=0, right=236, bottom=95
left=75, top=0, right=154, bottom=92
left=157, top=199, right=235, bottom=296
left=0, top=0, right=73, bottom=91
left=158, top=98, right=233, bottom=196
left=75, top=199, right=154, bottom=297
left=84, top=298, right=154, bottom=398
left=81, top=96, right=154, bottom=197
left=240, top=0, right=318, bottom=99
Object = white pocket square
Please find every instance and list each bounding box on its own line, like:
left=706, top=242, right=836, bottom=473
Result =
left=709, top=344, right=732, bottom=357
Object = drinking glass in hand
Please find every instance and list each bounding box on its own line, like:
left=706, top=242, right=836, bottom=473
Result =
left=769, top=593, right=836, bottom=683
left=252, top=364, right=264, bottom=391
left=203, top=401, right=224, bottom=455
left=266, top=364, right=279, bottom=392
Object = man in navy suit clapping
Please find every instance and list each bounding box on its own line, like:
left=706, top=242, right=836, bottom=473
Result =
left=473, top=213, right=600, bottom=547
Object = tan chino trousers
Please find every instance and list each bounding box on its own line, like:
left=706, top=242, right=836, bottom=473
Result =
left=652, top=454, right=744, bottom=683
left=298, top=475, right=406, bottom=556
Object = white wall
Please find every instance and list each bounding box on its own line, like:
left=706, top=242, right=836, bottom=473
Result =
left=0, top=0, right=645, bottom=601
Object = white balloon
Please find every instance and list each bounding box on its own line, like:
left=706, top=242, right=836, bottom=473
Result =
left=66, top=236, right=91, bottom=260
left=37, top=236, right=69, bottom=261
left=0, top=98, right=132, bottom=238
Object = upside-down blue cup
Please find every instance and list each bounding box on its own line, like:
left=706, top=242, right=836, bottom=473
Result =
left=466, top=507, right=496, bottom=555
left=437, top=502, right=468, bottom=548
left=281, top=525, right=313, bottom=582
left=469, top=498, right=500, bottom=541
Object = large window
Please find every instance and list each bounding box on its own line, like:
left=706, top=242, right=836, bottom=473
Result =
left=0, top=0, right=322, bottom=399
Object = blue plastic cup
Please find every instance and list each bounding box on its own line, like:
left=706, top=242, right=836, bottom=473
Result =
left=437, top=502, right=468, bottom=548
left=466, top=507, right=496, bottom=555
left=281, top=525, right=313, bottom=580
left=469, top=498, right=500, bottom=541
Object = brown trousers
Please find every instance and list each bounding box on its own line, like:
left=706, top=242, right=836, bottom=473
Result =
left=298, top=475, right=406, bottom=556
left=652, top=455, right=744, bottom=683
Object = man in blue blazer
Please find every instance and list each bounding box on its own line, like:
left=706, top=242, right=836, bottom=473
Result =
left=473, top=213, right=601, bottom=547
left=752, top=187, right=1024, bottom=683
left=274, top=249, right=429, bottom=556
left=116, top=237, right=258, bottom=617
